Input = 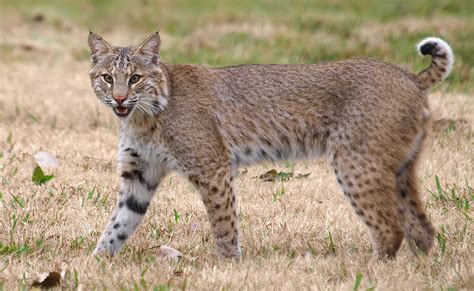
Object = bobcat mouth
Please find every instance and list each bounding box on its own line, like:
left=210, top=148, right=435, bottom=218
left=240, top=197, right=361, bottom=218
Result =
left=114, top=106, right=131, bottom=117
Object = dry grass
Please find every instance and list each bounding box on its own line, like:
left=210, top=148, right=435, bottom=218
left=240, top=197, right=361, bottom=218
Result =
left=1, top=3, right=474, bottom=290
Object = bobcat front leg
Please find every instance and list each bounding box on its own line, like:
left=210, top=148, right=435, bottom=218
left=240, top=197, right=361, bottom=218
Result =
left=93, top=146, right=167, bottom=256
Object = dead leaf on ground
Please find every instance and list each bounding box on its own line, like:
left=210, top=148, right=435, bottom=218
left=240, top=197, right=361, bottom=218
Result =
left=256, top=169, right=311, bottom=182
left=32, top=13, right=45, bottom=23
left=31, top=270, right=64, bottom=289
left=258, top=169, right=281, bottom=181
left=156, top=245, right=183, bottom=262
left=34, top=151, right=60, bottom=169
left=294, top=173, right=311, bottom=179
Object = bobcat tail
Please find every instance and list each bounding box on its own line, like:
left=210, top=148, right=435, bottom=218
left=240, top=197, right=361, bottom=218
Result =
left=416, top=37, right=454, bottom=90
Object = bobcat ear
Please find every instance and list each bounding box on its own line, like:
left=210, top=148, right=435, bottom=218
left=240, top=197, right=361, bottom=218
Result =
left=88, top=31, right=113, bottom=65
left=134, top=31, right=161, bottom=64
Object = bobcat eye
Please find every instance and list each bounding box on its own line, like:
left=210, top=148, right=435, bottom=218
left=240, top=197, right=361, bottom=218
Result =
left=129, top=74, right=141, bottom=84
left=102, top=74, right=114, bottom=84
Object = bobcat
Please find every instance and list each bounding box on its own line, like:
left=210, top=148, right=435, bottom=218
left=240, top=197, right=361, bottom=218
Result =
left=88, top=31, right=453, bottom=260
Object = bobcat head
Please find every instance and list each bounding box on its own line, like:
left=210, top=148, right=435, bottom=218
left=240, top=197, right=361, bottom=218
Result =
left=88, top=31, right=167, bottom=118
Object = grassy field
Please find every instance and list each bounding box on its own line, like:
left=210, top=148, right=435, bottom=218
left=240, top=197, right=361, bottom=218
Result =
left=0, top=0, right=473, bottom=289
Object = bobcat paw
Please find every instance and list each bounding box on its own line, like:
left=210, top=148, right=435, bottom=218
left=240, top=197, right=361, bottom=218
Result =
left=92, top=239, right=120, bottom=257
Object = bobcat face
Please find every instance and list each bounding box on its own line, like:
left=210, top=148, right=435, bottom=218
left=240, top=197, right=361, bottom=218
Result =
left=88, top=32, right=166, bottom=118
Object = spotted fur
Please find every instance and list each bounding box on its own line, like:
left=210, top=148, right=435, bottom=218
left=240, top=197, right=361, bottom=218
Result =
left=89, top=32, right=452, bottom=260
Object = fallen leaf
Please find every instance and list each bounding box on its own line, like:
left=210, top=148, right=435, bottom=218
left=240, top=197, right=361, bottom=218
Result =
left=32, top=13, right=45, bottom=23
left=19, top=43, right=35, bottom=51
left=34, top=151, right=59, bottom=169
left=173, top=270, right=184, bottom=277
left=156, top=245, right=182, bottom=262
left=258, top=169, right=279, bottom=182
left=257, top=169, right=311, bottom=182
left=31, top=271, right=64, bottom=289
left=294, top=173, right=311, bottom=179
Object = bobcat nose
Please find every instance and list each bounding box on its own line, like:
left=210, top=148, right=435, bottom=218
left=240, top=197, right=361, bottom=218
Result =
left=114, top=95, right=126, bottom=105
